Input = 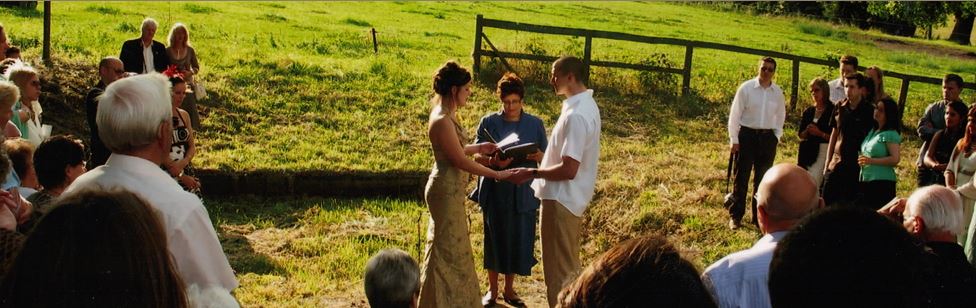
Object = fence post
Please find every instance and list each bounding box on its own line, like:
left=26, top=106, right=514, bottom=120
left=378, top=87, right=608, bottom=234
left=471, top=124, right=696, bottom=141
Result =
left=791, top=58, right=799, bottom=111
left=583, top=35, right=592, bottom=85
left=472, top=14, right=484, bottom=75
left=42, top=1, right=51, bottom=66
left=898, top=79, right=910, bottom=115
left=682, top=45, right=693, bottom=97
left=370, top=28, right=378, bottom=54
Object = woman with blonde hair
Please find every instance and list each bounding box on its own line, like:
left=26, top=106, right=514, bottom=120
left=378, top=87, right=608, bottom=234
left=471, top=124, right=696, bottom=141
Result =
left=167, top=23, right=202, bottom=129
left=865, top=66, right=889, bottom=100
left=5, top=64, right=44, bottom=145
left=0, top=81, right=20, bottom=139
left=797, top=78, right=834, bottom=186
left=419, top=61, right=513, bottom=307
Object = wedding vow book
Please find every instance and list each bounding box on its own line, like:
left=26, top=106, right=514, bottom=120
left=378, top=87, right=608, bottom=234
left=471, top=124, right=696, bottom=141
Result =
left=489, top=132, right=540, bottom=161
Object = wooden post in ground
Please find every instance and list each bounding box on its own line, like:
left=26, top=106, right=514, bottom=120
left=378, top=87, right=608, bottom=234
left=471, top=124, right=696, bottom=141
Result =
left=42, top=0, right=51, bottom=66
left=898, top=79, right=910, bottom=115
left=370, top=28, right=378, bottom=54
left=791, top=58, right=799, bottom=111
left=583, top=35, right=592, bottom=85
left=682, top=45, right=693, bottom=97
left=472, top=14, right=484, bottom=75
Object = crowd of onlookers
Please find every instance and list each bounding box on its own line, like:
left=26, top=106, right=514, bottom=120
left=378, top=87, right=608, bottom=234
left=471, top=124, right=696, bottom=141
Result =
left=0, top=18, right=234, bottom=307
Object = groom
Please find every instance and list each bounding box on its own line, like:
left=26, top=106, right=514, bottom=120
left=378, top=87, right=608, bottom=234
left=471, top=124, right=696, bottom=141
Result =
left=509, top=55, right=601, bottom=307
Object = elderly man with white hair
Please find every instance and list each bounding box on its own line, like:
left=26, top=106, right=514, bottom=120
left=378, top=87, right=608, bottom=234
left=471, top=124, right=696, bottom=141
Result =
left=64, top=74, right=238, bottom=294
left=119, top=17, right=169, bottom=74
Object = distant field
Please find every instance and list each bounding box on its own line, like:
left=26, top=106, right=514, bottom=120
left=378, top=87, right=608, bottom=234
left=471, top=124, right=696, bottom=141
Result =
left=2, top=2, right=975, bottom=307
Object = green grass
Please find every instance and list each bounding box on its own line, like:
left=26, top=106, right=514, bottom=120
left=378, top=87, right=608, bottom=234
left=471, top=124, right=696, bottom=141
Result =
left=0, top=2, right=972, bottom=306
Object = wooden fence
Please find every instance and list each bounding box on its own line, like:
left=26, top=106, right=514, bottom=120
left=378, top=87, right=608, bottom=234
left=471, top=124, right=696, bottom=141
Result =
left=471, top=14, right=975, bottom=112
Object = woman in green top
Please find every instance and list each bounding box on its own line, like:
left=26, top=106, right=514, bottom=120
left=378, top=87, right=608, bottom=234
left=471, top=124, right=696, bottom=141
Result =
left=857, top=98, right=902, bottom=210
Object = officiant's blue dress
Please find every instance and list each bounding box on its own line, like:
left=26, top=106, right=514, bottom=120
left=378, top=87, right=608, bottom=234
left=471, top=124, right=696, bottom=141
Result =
left=474, top=110, right=547, bottom=275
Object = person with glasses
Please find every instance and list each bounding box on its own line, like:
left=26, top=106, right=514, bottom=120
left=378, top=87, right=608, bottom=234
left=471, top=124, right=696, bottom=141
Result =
left=471, top=73, right=546, bottom=307
left=797, top=78, right=834, bottom=187
left=85, top=57, right=126, bottom=168
left=5, top=64, right=44, bottom=146
left=161, top=66, right=200, bottom=194
left=726, top=57, right=786, bottom=230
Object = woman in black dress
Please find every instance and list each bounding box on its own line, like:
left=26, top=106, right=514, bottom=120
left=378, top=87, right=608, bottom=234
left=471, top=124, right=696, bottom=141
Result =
left=798, top=78, right=834, bottom=187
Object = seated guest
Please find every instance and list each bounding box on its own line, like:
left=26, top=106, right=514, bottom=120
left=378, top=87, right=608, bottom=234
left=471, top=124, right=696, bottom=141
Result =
left=5, top=63, right=45, bottom=145
left=0, top=189, right=189, bottom=307
left=702, top=164, right=822, bottom=308
left=64, top=74, right=238, bottom=292
left=0, top=150, right=25, bottom=274
left=364, top=249, right=421, bottom=308
left=85, top=57, right=125, bottom=168
left=2, top=138, right=38, bottom=198
left=161, top=66, right=200, bottom=193
left=119, top=17, right=169, bottom=74
left=28, top=135, right=87, bottom=212
left=3, top=46, right=18, bottom=60
left=924, top=101, right=968, bottom=188
left=557, top=235, right=717, bottom=308
left=0, top=58, right=16, bottom=78
left=919, top=74, right=967, bottom=187
left=0, top=81, right=20, bottom=139
left=769, top=206, right=929, bottom=308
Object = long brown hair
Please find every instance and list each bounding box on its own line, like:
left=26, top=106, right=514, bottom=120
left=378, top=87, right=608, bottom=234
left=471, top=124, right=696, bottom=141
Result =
left=956, top=105, right=976, bottom=156
left=0, top=189, right=188, bottom=307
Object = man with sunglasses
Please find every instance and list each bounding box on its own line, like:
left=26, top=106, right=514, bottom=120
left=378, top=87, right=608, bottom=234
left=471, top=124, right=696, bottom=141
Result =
left=726, top=57, right=786, bottom=230
left=84, top=57, right=125, bottom=168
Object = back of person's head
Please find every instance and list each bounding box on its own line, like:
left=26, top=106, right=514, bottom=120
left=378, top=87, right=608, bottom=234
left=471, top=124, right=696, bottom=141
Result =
left=33, top=135, right=86, bottom=190
left=431, top=60, right=471, bottom=101
left=944, top=74, right=964, bottom=89
left=756, top=164, right=820, bottom=231
left=0, top=81, right=18, bottom=111
left=769, top=206, right=928, bottom=308
left=0, top=189, right=188, bottom=307
left=905, top=185, right=964, bottom=236
left=97, top=73, right=172, bottom=153
left=364, top=249, right=420, bottom=308
left=1, top=138, right=32, bottom=179
left=0, top=58, right=18, bottom=77
left=552, top=56, right=586, bottom=85
left=557, top=235, right=717, bottom=308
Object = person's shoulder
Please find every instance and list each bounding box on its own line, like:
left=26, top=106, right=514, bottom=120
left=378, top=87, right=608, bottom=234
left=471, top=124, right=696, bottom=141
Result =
left=522, top=112, right=544, bottom=125
left=122, top=38, right=139, bottom=46
left=479, top=112, right=501, bottom=123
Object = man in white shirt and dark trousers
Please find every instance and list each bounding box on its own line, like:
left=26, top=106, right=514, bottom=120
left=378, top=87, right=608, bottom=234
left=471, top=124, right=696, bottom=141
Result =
left=510, top=56, right=601, bottom=307
left=727, top=57, right=786, bottom=230
left=65, top=74, right=239, bottom=295
left=827, top=55, right=857, bottom=105
left=702, top=163, right=822, bottom=308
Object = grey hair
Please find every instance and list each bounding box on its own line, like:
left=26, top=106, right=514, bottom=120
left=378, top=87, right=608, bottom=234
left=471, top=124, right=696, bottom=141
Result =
left=97, top=73, right=172, bottom=153
left=364, top=249, right=420, bottom=308
left=98, top=56, right=121, bottom=69
left=905, top=185, right=964, bottom=235
left=0, top=81, right=19, bottom=111
left=141, top=17, right=158, bottom=31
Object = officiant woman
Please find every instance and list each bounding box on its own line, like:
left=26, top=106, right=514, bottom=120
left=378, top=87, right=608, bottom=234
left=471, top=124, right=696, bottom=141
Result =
left=472, top=73, right=547, bottom=307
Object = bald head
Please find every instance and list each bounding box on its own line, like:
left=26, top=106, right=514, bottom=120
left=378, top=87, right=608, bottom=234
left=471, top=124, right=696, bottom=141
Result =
left=756, top=164, right=820, bottom=231
left=98, top=57, right=124, bottom=85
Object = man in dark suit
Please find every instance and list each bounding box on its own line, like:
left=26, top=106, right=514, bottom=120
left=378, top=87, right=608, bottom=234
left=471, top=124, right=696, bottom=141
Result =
left=84, top=57, right=125, bottom=168
left=119, top=18, right=168, bottom=74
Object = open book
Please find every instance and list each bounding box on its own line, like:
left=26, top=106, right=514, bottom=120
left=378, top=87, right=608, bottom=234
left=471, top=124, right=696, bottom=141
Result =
left=487, top=132, right=540, bottom=161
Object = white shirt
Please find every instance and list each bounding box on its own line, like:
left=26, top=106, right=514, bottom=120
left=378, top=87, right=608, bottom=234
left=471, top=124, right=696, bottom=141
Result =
left=727, top=78, right=786, bottom=144
left=64, top=154, right=239, bottom=291
left=531, top=89, right=601, bottom=217
left=828, top=78, right=846, bottom=105
left=701, top=231, right=787, bottom=308
left=143, top=44, right=155, bottom=73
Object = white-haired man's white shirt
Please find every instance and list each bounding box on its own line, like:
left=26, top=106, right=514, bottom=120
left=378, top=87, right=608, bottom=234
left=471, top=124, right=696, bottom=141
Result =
left=64, top=154, right=239, bottom=291
left=701, top=231, right=787, bottom=308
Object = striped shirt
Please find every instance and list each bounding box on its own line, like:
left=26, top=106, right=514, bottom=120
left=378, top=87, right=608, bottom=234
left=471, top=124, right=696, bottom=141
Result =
left=701, top=231, right=787, bottom=308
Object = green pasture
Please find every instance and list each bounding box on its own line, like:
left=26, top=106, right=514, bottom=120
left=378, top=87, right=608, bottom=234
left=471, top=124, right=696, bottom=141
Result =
left=1, top=2, right=974, bottom=306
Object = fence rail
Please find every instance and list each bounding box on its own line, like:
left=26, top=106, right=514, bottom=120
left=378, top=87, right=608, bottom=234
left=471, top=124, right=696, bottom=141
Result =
left=471, top=14, right=975, bottom=112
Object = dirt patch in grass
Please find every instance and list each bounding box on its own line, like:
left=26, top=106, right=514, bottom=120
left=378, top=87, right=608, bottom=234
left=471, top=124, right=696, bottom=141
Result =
left=855, top=33, right=976, bottom=61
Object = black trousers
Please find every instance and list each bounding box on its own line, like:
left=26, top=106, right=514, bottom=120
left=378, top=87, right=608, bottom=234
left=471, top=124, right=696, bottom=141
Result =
left=822, top=161, right=859, bottom=207
left=729, top=127, right=778, bottom=223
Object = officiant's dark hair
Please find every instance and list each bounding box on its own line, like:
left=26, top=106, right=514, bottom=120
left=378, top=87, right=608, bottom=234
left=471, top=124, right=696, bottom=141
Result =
left=496, top=72, right=524, bottom=100
left=432, top=60, right=471, bottom=98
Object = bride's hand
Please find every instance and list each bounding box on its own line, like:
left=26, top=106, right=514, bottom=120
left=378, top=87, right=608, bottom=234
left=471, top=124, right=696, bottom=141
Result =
left=494, top=169, right=514, bottom=180
left=478, top=142, right=499, bottom=155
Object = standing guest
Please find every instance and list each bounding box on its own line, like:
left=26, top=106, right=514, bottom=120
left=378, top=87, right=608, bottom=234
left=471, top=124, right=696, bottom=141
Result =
left=507, top=56, right=602, bottom=307
left=827, top=55, right=857, bottom=105
left=2, top=139, right=38, bottom=198
left=925, top=101, right=968, bottom=188
left=822, top=73, right=876, bottom=207
left=166, top=23, right=202, bottom=130
left=725, top=57, right=786, bottom=229
left=702, top=164, right=822, bottom=308
left=919, top=74, right=967, bottom=186
left=6, top=64, right=44, bottom=146
left=63, top=74, right=238, bottom=292
left=365, top=249, right=421, bottom=308
left=85, top=57, right=125, bottom=168
left=865, top=66, right=890, bottom=100
left=161, top=66, right=200, bottom=194
left=417, top=61, right=512, bottom=308
left=557, top=235, right=717, bottom=308
left=119, top=18, right=169, bottom=74
left=857, top=98, right=902, bottom=210
left=472, top=73, right=546, bottom=307
left=797, top=78, right=834, bottom=186
left=0, top=81, right=19, bottom=139
left=0, top=189, right=189, bottom=307
left=28, top=135, right=86, bottom=213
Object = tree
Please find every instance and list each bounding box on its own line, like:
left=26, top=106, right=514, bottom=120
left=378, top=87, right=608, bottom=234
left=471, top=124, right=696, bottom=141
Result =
left=867, top=1, right=948, bottom=38
left=946, top=2, right=976, bottom=45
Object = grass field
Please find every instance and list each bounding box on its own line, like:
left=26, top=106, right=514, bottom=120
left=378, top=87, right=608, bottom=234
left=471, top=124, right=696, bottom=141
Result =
left=1, top=2, right=975, bottom=307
